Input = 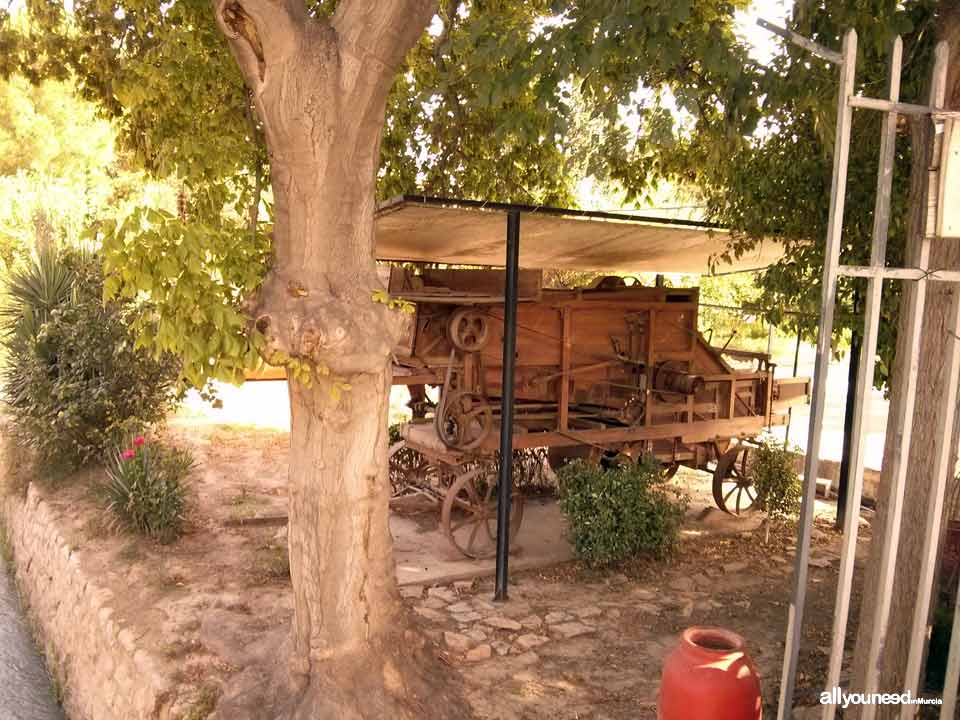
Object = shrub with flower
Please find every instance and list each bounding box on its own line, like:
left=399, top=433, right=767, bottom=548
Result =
left=102, top=435, right=192, bottom=541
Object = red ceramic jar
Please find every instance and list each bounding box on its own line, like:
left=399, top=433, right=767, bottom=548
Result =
left=658, top=626, right=762, bottom=720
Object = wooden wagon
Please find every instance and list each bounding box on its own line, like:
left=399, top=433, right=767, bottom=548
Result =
left=387, top=266, right=810, bottom=558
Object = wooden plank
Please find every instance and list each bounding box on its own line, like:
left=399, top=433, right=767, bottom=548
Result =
left=938, top=120, right=959, bottom=239
left=822, top=37, right=903, bottom=720
left=904, top=245, right=960, bottom=709
left=859, top=43, right=948, bottom=720
left=839, top=265, right=960, bottom=281
left=776, top=28, right=858, bottom=720
left=494, top=415, right=767, bottom=451
left=756, top=18, right=843, bottom=64
left=847, top=94, right=960, bottom=118
left=559, top=307, right=571, bottom=431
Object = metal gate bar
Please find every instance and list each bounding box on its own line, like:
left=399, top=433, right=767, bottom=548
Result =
left=760, top=18, right=956, bottom=720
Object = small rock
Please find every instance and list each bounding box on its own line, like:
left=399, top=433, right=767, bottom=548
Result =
left=518, top=614, right=543, bottom=629
left=576, top=605, right=602, bottom=619
left=551, top=622, right=594, bottom=639
left=692, top=572, right=711, bottom=588
left=451, top=611, right=483, bottom=624
left=723, top=561, right=749, bottom=574
left=484, top=616, right=523, bottom=631
left=422, top=596, right=448, bottom=610
left=680, top=600, right=694, bottom=618
left=544, top=611, right=570, bottom=624
left=465, top=644, right=492, bottom=662
left=492, top=640, right=511, bottom=656
left=473, top=599, right=497, bottom=612
left=669, top=577, right=695, bottom=592
left=607, top=609, right=621, bottom=620
left=465, top=628, right=487, bottom=644
left=444, top=631, right=473, bottom=652
left=399, top=585, right=423, bottom=599
left=608, top=573, right=629, bottom=585
left=515, top=634, right=549, bottom=650
left=513, top=651, right=539, bottom=666
left=428, top=587, right=457, bottom=603
left=734, top=600, right=751, bottom=610
left=635, top=602, right=659, bottom=615
left=446, top=601, right=474, bottom=614
left=632, top=588, right=657, bottom=601
left=414, top=607, right=446, bottom=623
left=273, top=525, right=288, bottom=542
left=809, top=557, right=831, bottom=569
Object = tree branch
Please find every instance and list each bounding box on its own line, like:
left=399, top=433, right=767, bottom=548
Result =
left=212, top=0, right=307, bottom=89
left=331, top=0, right=438, bottom=75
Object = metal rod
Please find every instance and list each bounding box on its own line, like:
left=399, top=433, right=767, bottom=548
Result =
left=494, top=210, right=521, bottom=602
left=821, top=36, right=902, bottom=720
left=848, top=94, right=960, bottom=119
left=777, top=28, right=858, bottom=720
left=784, top=330, right=802, bottom=446
left=757, top=18, right=843, bottom=65
left=861, top=42, right=948, bottom=720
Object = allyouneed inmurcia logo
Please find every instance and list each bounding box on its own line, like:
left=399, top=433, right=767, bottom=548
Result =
left=820, top=688, right=943, bottom=708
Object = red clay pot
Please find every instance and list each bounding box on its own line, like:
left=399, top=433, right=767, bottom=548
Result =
left=658, top=626, right=762, bottom=720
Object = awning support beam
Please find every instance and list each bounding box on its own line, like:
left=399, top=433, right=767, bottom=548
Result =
left=494, top=210, right=521, bottom=602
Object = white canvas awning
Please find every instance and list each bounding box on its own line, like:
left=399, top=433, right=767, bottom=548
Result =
left=375, top=195, right=782, bottom=274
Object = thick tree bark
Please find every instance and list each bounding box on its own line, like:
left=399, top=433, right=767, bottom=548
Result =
left=210, top=1, right=469, bottom=717
left=849, top=10, right=959, bottom=716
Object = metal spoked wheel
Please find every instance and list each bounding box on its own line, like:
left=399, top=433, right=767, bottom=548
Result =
left=448, top=308, right=490, bottom=352
left=712, top=443, right=757, bottom=515
left=441, top=468, right=524, bottom=559
left=435, top=391, right=494, bottom=451
left=388, top=441, right=440, bottom=497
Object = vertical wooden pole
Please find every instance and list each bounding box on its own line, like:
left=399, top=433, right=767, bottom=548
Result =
left=777, top=29, right=857, bottom=720
left=821, top=36, right=902, bottom=720
left=559, top=307, right=571, bottom=431
left=860, top=45, right=947, bottom=719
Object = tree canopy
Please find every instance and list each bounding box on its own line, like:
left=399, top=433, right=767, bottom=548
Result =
left=2, top=0, right=765, bottom=388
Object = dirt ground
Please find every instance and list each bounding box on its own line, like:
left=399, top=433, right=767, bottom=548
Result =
left=30, top=423, right=867, bottom=719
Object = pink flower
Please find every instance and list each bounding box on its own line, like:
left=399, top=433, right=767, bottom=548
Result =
left=133, top=436, right=146, bottom=447
left=121, top=449, right=136, bottom=460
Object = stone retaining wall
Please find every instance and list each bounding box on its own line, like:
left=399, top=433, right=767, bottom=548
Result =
left=1, top=486, right=173, bottom=720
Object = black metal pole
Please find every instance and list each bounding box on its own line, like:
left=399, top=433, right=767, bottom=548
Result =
left=835, top=327, right=861, bottom=530
left=785, top=330, right=802, bottom=446
left=494, top=210, right=521, bottom=602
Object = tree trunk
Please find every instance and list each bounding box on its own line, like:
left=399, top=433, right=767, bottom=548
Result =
left=209, top=1, right=469, bottom=717
left=850, top=11, right=959, bottom=716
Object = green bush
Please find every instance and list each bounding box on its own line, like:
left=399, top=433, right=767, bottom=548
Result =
left=1, top=248, right=180, bottom=471
left=557, top=456, right=687, bottom=566
left=749, top=437, right=802, bottom=540
left=102, top=435, right=192, bottom=541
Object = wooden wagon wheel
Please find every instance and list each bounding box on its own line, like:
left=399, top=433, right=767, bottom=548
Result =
left=435, top=391, right=493, bottom=451
left=441, top=468, right=524, bottom=559
left=712, top=443, right=757, bottom=515
left=448, top=308, right=490, bottom=353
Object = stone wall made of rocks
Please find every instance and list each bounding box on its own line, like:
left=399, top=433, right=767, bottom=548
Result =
left=1, top=485, right=173, bottom=720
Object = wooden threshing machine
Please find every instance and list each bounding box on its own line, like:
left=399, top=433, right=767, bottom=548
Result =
left=388, top=266, right=810, bottom=559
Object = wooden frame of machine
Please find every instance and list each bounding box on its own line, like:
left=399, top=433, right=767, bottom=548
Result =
left=387, top=264, right=811, bottom=560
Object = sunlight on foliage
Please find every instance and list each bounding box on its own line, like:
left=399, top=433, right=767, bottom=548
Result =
left=96, top=208, right=271, bottom=389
